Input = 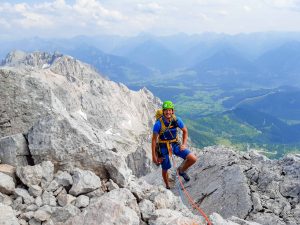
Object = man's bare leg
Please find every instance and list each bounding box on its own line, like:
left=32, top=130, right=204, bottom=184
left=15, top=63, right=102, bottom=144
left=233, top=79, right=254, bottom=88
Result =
left=179, top=153, right=197, bottom=173
left=162, top=169, right=170, bottom=188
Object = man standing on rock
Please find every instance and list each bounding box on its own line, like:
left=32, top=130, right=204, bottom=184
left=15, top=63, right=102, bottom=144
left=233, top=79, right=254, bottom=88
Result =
left=152, top=100, right=197, bottom=189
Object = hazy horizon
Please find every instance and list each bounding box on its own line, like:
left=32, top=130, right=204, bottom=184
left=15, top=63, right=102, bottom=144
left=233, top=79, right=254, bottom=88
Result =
left=1, top=0, right=300, bottom=39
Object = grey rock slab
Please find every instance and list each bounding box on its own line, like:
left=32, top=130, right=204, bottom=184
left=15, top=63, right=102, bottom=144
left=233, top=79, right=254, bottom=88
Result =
left=0, top=164, right=16, bottom=179
left=53, top=171, right=73, bottom=187
left=0, top=134, right=29, bottom=166
left=106, top=178, right=119, bottom=191
left=50, top=204, right=80, bottom=223
left=28, top=218, right=41, bottom=225
left=63, top=192, right=140, bottom=225
left=14, top=188, right=35, bottom=205
left=126, top=145, right=156, bottom=178
left=39, top=161, right=54, bottom=188
left=28, top=185, right=43, bottom=197
left=16, top=161, right=54, bottom=188
left=56, top=189, right=76, bottom=207
left=69, top=168, right=101, bottom=196
left=0, top=203, right=20, bottom=225
left=41, top=191, right=56, bottom=207
left=33, top=209, right=51, bottom=222
left=148, top=208, right=203, bottom=225
left=189, top=163, right=252, bottom=218
left=139, top=199, right=155, bottom=222
left=74, top=195, right=89, bottom=208
left=0, top=171, right=15, bottom=194
left=0, top=192, right=12, bottom=206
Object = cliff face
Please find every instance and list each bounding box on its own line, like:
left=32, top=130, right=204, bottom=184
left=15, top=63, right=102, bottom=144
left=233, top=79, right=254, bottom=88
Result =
left=0, top=51, right=160, bottom=181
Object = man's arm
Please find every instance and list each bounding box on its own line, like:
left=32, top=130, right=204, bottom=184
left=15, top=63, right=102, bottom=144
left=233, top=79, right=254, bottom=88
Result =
left=180, top=126, right=188, bottom=150
left=152, top=133, right=159, bottom=163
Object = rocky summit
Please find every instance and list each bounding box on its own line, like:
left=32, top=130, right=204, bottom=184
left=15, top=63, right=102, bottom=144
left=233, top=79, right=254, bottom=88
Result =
left=0, top=51, right=299, bottom=225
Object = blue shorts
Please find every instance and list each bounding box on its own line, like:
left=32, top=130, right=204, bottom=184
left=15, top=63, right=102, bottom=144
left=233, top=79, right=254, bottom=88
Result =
left=159, top=142, right=191, bottom=171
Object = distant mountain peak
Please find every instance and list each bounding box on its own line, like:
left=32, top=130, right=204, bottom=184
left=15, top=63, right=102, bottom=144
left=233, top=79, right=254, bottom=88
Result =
left=2, top=50, right=63, bottom=68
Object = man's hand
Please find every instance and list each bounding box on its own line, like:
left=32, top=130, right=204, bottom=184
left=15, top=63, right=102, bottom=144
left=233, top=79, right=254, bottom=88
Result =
left=180, top=144, right=186, bottom=151
left=153, top=155, right=163, bottom=165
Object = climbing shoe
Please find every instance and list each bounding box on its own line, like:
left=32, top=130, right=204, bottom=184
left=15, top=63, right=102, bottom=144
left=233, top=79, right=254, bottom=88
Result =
left=177, top=169, right=190, bottom=182
left=166, top=186, right=171, bottom=190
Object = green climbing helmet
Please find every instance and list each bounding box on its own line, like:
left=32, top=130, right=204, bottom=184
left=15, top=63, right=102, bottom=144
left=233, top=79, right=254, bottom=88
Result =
left=162, top=100, right=174, bottom=110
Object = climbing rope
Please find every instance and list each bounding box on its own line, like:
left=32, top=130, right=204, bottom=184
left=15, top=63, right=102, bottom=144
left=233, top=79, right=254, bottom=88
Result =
left=171, top=154, right=212, bottom=225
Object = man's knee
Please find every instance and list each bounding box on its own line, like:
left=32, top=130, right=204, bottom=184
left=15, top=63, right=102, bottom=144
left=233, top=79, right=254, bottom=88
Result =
left=187, top=153, right=197, bottom=164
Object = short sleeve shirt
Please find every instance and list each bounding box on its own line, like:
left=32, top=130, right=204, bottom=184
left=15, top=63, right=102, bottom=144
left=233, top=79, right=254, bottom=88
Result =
left=153, top=116, right=185, bottom=135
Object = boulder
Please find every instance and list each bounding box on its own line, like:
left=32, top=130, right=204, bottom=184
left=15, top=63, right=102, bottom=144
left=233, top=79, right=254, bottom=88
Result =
left=148, top=208, right=203, bottom=225
left=0, top=203, right=20, bottom=225
left=14, top=188, right=35, bottom=205
left=16, top=161, right=54, bottom=187
left=69, top=168, right=101, bottom=196
left=57, top=189, right=76, bottom=207
left=0, top=164, right=16, bottom=179
left=186, top=147, right=252, bottom=218
left=0, top=192, right=13, bottom=206
left=0, top=134, right=29, bottom=166
left=0, top=172, right=15, bottom=194
left=74, top=195, right=89, bottom=208
left=28, top=116, right=132, bottom=187
left=50, top=204, right=81, bottom=223
left=63, top=189, right=140, bottom=225
left=54, top=171, right=73, bottom=187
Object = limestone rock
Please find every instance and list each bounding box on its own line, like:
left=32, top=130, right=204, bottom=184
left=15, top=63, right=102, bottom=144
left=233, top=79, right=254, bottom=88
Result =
left=16, top=164, right=43, bottom=187
left=139, top=199, right=155, bottom=222
left=0, top=134, right=29, bottom=166
left=54, top=171, right=73, bottom=187
left=148, top=208, right=202, bottom=225
left=0, top=192, right=13, bottom=206
left=0, top=172, right=15, bottom=194
left=14, top=188, right=35, bottom=205
left=74, top=195, right=89, bottom=208
left=16, top=161, right=54, bottom=188
left=0, top=203, right=20, bottom=225
left=63, top=190, right=140, bottom=225
left=33, top=209, right=51, bottom=222
left=126, top=145, right=156, bottom=178
left=50, top=204, right=81, bottom=224
left=0, top=164, right=16, bottom=179
left=41, top=191, right=56, bottom=207
left=106, top=179, right=119, bottom=191
left=28, top=185, right=43, bottom=197
left=69, top=168, right=101, bottom=196
left=57, top=189, right=76, bottom=207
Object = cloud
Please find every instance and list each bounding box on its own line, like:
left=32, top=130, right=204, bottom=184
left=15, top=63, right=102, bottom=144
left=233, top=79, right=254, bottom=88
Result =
left=264, top=0, right=300, bottom=11
left=136, top=2, right=163, bottom=14
left=0, top=0, right=126, bottom=34
left=243, top=5, right=252, bottom=12
left=73, top=0, right=125, bottom=22
left=0, top=0, right=300, bottom=37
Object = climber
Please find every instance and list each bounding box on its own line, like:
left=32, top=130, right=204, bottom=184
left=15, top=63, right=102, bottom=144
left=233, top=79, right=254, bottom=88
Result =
left=151, top=100, right=197, bottom=189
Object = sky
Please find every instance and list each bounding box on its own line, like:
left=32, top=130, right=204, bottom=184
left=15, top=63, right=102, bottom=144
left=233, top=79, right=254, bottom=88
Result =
left=1, top=0, right=300, bottom=39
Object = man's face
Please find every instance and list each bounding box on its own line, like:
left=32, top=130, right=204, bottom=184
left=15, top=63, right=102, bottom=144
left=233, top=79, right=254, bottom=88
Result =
left=163, top=109, right=173, bottom=119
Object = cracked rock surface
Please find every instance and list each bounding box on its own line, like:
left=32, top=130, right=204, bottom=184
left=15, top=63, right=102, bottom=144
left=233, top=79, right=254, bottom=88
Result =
left=144, top=146, right=300, bottom=225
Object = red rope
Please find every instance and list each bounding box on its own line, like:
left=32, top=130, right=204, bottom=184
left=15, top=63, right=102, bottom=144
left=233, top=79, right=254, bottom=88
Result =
left=172, top=157, right=212, bottom=225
